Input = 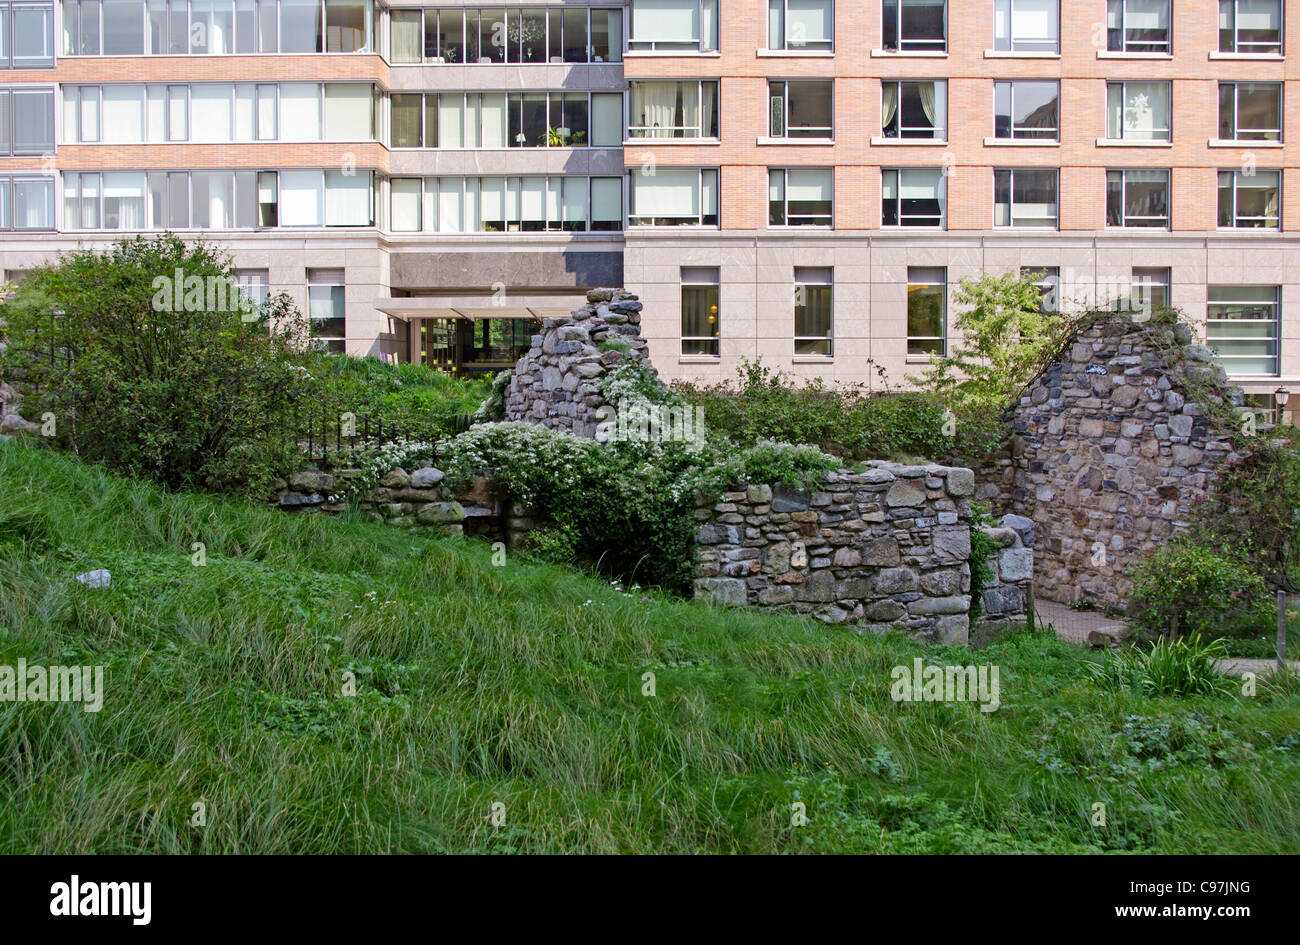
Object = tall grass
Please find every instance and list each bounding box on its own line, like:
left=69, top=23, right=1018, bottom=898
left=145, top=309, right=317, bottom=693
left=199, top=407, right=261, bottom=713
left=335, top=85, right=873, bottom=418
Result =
left=0, top=442, right=1297, bottom=853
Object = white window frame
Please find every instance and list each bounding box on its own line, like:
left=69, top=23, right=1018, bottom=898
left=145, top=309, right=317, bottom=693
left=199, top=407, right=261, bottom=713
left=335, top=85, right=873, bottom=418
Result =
left=993, top=167, right=1058, bottom=228
left=627, top=0, right=718, bottom=53
left=768, top=167, right=833, bottom=227
left=767, top=0, right=833, bottom=51
left=881, top=167, right=945, bottom=228
left=1219, top=0, right=1283, bottom=55
left=627, top=167, right=718, bottom=227
left=1217, top=168, right=1281, bottom=229
left=993, top=79, right=1058, bottom=140
left=1107, top=0, right=1171, bottom=54
left=680, top=267, right=720, bottom=357
left=993, top=0, right=1059, bottom=53
left=1105, top=168, right=1170, bottom=228
left=1219, top=81, right=1282, bottom=141
left=881, top=78, right=945, bottom=140
left=906, top=266, right=946, bottom=356
left=628, top=80, right=717, bottom=139
left=794, top=266, right=834, bottom=357
left=1206, top=285, right=1281, bottom=377
left=1106, top=79, right=1172, bottom=141
left=768, top=79, right=833, bottom=140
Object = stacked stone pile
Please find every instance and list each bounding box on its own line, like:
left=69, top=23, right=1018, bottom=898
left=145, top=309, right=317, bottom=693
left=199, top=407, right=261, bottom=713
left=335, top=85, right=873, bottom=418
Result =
left=503, top=288, right=652, bottom=438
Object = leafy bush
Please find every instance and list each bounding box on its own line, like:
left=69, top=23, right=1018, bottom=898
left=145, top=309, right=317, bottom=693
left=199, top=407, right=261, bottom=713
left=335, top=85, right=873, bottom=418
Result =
left=911, top=269, right=1070, bottom=412
left=1129, top=542, right=1273, bottom=641
left=307, top=351, right=489, bottom=439
left=415, top=420, right=839, bottom=591
left=1085, top=635, right=1233, bottom=698
left=0, top=235, right=316, bottom=494
left=968, top=503, right=998, bottom=621
left=673, top=358, right=958, bottom=461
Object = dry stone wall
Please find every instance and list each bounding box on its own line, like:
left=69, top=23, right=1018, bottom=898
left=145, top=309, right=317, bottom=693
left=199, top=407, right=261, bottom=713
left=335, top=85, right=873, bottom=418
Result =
left=504, top=288, right=652, bottom=439
left=692, top=462, right=997, bottom=644
left=978, top=316, right=1246, bottom=606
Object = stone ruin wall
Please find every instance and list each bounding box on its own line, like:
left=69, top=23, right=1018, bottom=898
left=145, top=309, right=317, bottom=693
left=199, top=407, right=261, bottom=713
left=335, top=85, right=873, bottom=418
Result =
left=503, top=288, right=652, bottom=439
left=692, top=462, right=1033, bottom=645
left=976, top=317, right=1246, bottom=607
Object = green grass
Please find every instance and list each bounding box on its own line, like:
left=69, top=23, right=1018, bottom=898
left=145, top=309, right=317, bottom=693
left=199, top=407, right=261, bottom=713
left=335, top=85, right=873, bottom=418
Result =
left=1, top=441, right=1297, bottom=853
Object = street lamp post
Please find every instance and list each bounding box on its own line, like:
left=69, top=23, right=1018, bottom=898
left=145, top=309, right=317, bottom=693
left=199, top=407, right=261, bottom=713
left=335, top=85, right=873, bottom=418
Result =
left=1274, top=386, right=1290, bottom=427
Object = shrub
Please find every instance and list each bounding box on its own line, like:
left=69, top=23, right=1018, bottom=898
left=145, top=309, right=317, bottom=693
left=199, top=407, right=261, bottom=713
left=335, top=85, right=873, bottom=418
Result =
left=672, top=358, right=957, bottom=461
left=1129, top=542, right=1273, bottom=641
left=911, top=269, right=1070, bottom=412
left=0, top=235, right=316, bottom=495
left=1085, top=635, right=1233, bottom=698
left=307, top=351, right=489, bottom=439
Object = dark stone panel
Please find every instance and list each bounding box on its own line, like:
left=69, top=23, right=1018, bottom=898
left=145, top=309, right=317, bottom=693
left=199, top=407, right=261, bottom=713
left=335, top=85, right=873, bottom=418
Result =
left=390, top=251, right=622, bottom=291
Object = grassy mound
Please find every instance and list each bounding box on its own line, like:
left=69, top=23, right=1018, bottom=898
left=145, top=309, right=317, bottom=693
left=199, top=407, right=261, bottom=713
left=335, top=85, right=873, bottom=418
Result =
left=0, top=442, right=1297, bottom=853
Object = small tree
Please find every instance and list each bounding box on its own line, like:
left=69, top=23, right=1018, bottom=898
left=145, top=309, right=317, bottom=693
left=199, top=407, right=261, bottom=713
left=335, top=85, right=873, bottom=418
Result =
left=0, top=235, right=317, bottom=494
left=913, top=270, right=1066, bottom=411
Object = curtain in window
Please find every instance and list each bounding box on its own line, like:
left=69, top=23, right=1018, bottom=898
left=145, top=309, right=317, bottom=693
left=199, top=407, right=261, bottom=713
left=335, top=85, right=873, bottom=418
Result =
left=882, top=83, right=898, bottom=131
left=633, top=84, right=680, bottom=136
left=391, top=11, right=421, bottom=61
left=917, top=82, right=935, bottom=126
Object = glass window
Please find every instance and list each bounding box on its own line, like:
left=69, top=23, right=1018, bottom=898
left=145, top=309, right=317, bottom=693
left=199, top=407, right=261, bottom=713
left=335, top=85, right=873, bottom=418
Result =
left=907, top=266, right=945, bottom=355
left=769, top=80, right=832, bottom=139
left=1207, top=285, right=1279, bottom=376
left=390, top=177, right=421, bottom=231
left=882, top=167, right=944, bottom=227
left=12, top=2, right=56, bottom=66
left=1106, top=169, right=1169, bottom=227
left=591, top=176, right=622, bottom=230
left=324, top=0, right=366, bottom=52
left=794, top=267, right=832, bottom=356
left=278, top=169, right=324, bottom=225
left=993, top=168, right=1057, bottom=227
left=191, top=84, right=233, bottom=142
left=629, top=167, right=717, bottom=226
left=11, top=87, right=54, bottom=153
left=1218, top=169, right=1280, bottom=228
left=881, top=79, right=945, bottom=139
left=628, top=0, right=718, bottom=52
left=391, top=8, right=421, bottom=61
left=1107, top=0, right=1170, bottom=53
left=279, top=0, right=321, bottom=52
left=1219, top=0, right=1282, bottom=54
left=630, top=81, right=716, bottom=139
left=769, top=168, right=832, bottom=226
left=1106, top=80, right=1171, bottom=141
left=1131, top=267, right=1169, bottom=312
left=881, top=0, right=945, bottom=51
left=681, top=267, right=719, bottom=356
left=13, top=177, right=54, bottom=227
left=102, top=84, right=145, bottom=143
left=324, top=83, right=372, bottom=140
left=307, top=268, right=346, bottom=352
left=1218, top=82, right=1282, bottom=141
left=590, top=8, right=621, bottom=61
left=768, top=0, right=833, bottom=50
left=233, top=268, right=269, bottom=311
left=993, top=80, right=1057, bottom=139
left=101, top=0, right=145, bottom=54
left=1024, top=266, right=1059, bottom=312
left=325, top=168, right=370, bottom=225
left=993, top=0, right=1058, bottom=52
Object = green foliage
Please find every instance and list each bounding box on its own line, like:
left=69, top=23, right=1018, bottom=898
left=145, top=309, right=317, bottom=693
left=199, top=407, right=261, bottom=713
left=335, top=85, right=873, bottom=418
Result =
left=967, top=503, right=997, bottom=621
left=1, top=443, right=1298, bottom=853
left=425, top=421, right=838, bottom=591
left=0, top=235, right=315, bottom=495
left=1129, top=541, right=1274, bottom=641
left=1190, top=433, right=1300, bottom=591
left=912, top=269, right=1069, bottom=412
left=673, top=358, right=956, bottom=461
left=471, top=369, right=512, bottom=423
left=307, top=351, right=489, bottom=439
left=1085, top=635, right=1234, bottom=698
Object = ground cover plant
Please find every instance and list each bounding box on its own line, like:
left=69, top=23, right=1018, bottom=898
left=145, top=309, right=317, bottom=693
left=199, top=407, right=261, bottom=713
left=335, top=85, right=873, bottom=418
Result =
left=0, top=442, right=1296, bottom=854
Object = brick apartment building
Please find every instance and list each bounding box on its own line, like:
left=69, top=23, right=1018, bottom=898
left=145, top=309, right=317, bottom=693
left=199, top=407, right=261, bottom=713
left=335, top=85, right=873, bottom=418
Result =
left=0, top=0, right=1295, bottom=400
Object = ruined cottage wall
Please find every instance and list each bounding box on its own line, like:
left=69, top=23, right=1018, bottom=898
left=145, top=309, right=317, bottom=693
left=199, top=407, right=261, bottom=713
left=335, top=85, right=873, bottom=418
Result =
left=504, top=289, right=651, bottom=439
left=990, top=319, right=1243, bottom=606
left=692, top=463, right=984, bottom=644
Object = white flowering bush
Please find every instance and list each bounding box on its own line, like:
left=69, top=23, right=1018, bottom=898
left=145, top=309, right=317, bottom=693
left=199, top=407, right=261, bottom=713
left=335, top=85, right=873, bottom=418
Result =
left=333, top=413, right=840, bottom=591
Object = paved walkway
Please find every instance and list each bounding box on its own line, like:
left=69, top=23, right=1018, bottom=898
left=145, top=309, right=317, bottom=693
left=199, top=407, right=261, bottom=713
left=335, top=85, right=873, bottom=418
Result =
left=1033, top=599, right=1300, bottom=676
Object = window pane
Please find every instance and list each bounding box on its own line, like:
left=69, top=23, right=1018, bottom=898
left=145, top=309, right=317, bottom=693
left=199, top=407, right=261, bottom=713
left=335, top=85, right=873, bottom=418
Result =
left=102, top=0, right=145, bottom=54
left=12, top=89, right=55, bottom=153
left=280, top=0, right=321, bottom=52
left=682, top=281, right=719, bottom=355
left=324, top=0, right=366, bottom=52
